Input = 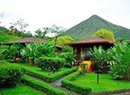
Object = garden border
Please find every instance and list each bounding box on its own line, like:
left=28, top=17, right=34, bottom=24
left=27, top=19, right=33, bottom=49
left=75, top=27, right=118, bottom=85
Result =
left=23, top=66, right=78, bottom=82
left=22, top=75, right=65, bottom=95
left=61, top=71, right=92, bottom=95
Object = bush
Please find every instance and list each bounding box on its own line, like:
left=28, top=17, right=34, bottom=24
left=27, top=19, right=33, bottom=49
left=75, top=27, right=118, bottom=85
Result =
left=59, top=52, right=74, bottom=68
left=22, top=75, right=65, bottom=95
left=35, top=56, right=64, bottom=72
left=61, top=71, right=92, bottom=95
left=109, top=42, right=130, bottom=80
left=90, top=46, right=110, bottom=73
left=23, top=66, right=78, bottom=82
left=0, top=63, right=23, bottom=88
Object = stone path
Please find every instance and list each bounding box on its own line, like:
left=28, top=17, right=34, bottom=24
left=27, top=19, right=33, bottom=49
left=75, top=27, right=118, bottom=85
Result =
left=52, top=73, right=80, bottom=95
left=26, top=73, right=130, bottom=95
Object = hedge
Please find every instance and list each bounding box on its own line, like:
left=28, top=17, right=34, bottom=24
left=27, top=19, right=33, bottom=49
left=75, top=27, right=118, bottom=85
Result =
left=22, top=66, right=78, bottom=82
left=22, top=75, right=65, bottom=95
left=35, top=56, right=64, bottom=71
left=61, top=71, right=92, bottom=95
left=0, top=63, right=23, bottom=88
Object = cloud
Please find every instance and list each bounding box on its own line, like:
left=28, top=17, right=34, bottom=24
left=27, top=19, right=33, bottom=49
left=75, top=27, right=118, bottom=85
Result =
left=0, top=0, right=130, bottom=33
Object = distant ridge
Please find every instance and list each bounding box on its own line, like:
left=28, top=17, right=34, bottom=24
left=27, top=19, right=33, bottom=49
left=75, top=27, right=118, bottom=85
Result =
left=66, top=15, right=130, bottom=40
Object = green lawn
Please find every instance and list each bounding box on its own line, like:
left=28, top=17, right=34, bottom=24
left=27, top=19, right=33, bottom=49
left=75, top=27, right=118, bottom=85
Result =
left=72, top=72, right=130, bottom=93
left=0, top=84, right=47, bottom=95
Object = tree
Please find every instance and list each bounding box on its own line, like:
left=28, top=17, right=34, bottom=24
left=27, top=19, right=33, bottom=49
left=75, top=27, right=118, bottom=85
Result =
left=35, top=28, right=50, bottom=39
left=92, top=29, right=115, bottom=41
left=56, top=35, right=74, bottom=46
left=9, top=19, right=30, bottom=37
left=15, top=19, right=29, bottom=32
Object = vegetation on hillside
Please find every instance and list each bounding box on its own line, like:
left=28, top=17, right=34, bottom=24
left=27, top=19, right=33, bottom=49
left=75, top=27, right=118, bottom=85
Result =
left=66, top=15, right=130, bottom=40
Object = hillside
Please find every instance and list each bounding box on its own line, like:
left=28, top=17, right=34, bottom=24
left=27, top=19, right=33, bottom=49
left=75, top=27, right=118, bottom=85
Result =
left=0, top=27, right=20, bottom=42
left=66, top=15, right=130, bottom=40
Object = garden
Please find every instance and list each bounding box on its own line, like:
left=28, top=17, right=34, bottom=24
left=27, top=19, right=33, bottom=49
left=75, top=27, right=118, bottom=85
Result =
left=1, top=37, right=130, bottom=95
left=62, top=41, right=130, bottom=95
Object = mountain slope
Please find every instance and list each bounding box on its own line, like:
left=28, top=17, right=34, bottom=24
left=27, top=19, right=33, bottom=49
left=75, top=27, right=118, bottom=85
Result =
left=66, top=15, right=130, bottom=40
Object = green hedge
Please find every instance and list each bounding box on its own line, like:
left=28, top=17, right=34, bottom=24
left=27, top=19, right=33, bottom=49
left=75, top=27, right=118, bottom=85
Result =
left=61, top=71, right=92, bottom=95
left=22, top=75, right=65, bottom=95
left=0, top=63, right=23, bottom=88
left=23, top=66, right=78, bottom=82
left=35, top=56, right=64, bottom=72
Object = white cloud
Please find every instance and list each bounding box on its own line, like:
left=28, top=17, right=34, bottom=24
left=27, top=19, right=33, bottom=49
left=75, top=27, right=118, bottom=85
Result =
left=0, top=0, right=130, bottom=33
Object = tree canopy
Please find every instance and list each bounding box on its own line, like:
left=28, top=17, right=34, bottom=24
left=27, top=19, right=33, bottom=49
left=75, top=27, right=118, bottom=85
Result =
left=92, top=29, right=115, bottom=41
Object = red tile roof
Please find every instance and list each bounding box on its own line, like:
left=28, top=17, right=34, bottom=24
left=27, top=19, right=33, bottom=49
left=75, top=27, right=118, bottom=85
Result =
left=67, top=37, right=114, bottom=46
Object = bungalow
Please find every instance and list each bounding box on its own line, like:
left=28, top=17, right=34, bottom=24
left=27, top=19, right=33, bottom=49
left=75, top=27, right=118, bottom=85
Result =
left=67, top=37, right=114, bottom=65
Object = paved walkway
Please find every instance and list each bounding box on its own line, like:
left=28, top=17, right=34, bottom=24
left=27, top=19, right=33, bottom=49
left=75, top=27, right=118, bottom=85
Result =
left=52, top=73, right=81, bottom=95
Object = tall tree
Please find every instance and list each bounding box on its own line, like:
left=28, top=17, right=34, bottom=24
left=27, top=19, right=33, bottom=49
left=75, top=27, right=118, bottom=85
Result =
left=49, top=25, right=64, bottom=48
left=92, top=29, right=115, bottom=41
left=35, top=28, right=50, bottom=39
left=9, top=19, right=29, bottom=37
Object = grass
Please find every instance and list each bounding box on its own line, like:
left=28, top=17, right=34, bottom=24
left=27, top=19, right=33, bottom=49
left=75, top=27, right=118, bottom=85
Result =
left=0, top=84, right=47, bottom=95
left=72, top=72, right=130, bottom=93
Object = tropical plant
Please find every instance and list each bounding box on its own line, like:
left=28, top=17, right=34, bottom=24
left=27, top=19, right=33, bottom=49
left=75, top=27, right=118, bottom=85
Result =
left=1, top=43, right=22, bottom=61
left=20, top=42, right=54, bottom=64
left=59, top=52, right=74, bottom=68
left=90, top=46, right=110, bottom=73
left=21, top=43, right=38, bottom=64
left=110, top=42, right=130, bottom=80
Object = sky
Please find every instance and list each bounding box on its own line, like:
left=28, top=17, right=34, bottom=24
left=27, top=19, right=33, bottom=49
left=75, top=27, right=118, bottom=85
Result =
left=0, top=0, right=130, bottom=33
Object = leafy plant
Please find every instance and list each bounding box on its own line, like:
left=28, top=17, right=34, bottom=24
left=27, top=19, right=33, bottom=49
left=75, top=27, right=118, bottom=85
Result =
left=0, top=63, right=23, bottom=88
left=90, top=46, right=110, bottom=73
left=20, top=42, right=54, bottom=64
left=59, top=52, right=74, bottom=68
left=35, top=56, right=64, bottom=72
left=1, top=43, right=22, bottom=61
left=110, top=42, right=130, bottom=80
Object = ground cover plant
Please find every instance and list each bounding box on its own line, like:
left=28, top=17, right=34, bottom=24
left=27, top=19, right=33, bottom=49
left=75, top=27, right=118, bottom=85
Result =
left=0, top=84, right=47, bottom=95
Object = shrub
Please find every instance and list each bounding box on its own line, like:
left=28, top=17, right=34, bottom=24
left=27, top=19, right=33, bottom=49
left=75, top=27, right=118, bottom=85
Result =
left=35, top=56, right=64, bottom=72
left=22, top=75, right=65, bottom=95
left=109, top=42, right=130, bottom=80
left=0, top=63, right=23, bottom=88
left=61, top=71, right=92, bottom=95
left=23, top=66, right=78, bottom=82
left=90, top=46, right=110, bottom=73
left=59, top=52, right=74, bottom=68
